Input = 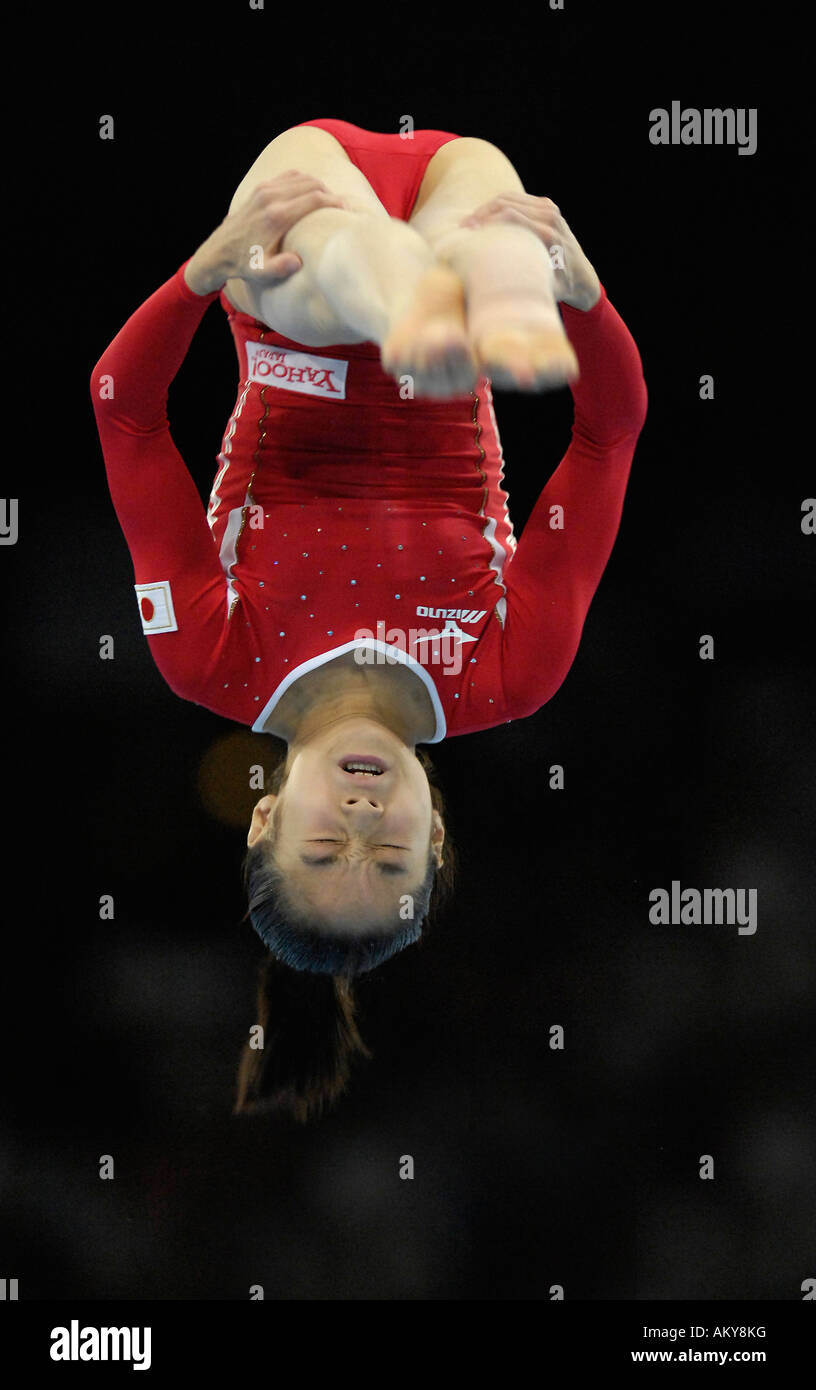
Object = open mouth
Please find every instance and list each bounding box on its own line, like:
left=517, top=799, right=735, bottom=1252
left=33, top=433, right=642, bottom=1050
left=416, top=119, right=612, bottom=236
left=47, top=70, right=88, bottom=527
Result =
left=338, top=755, right=387, bottom=776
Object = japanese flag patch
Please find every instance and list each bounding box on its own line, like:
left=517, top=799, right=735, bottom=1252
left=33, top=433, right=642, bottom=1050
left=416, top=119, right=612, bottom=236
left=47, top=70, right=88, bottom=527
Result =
left=135, top=581, right=178, bottom=634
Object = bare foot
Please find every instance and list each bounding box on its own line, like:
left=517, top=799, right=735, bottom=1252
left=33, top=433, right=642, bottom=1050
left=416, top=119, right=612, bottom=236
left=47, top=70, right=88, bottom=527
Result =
left=381, top=266, right=478, bottom=399
left=469, top=296, right=579, bottom=391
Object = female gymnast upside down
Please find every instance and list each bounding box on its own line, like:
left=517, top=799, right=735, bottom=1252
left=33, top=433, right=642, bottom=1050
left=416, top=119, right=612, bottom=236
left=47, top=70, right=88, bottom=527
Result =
left=90, top=119, right=648, bottom=1121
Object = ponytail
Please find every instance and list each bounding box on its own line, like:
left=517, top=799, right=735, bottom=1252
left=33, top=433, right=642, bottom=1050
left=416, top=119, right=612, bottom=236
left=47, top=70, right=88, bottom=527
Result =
left=233, top=953, right=371, bottom=1123
left=234, top=741, right=457, bottom=1122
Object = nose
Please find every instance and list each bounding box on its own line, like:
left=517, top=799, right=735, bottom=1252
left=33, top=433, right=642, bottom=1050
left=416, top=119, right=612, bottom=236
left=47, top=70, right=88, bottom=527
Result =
left=341, top=791, right=383, bottom=816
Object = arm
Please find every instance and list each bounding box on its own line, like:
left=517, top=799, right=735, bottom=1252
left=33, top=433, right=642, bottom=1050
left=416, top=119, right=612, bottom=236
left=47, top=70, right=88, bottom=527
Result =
left=90, top=174, right=347, bottom=700
left=90, top=264, right=232, bottom=698
left=500, top=283, right=648, bottom=711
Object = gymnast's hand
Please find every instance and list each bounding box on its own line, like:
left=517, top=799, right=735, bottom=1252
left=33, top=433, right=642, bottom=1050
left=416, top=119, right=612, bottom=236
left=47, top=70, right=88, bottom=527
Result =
left=184, top=172, right=348, bottom=295
left=459, top=194, right=602, bottom=311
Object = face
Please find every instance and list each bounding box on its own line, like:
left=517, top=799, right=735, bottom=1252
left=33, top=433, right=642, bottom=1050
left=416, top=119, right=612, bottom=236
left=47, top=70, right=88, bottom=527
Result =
left=248, top=719, right=444, bottom=933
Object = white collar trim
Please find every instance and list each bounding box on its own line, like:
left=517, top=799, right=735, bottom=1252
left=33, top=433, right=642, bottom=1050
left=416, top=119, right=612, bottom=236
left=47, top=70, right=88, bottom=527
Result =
left=251, top=638, right=446, bottom=742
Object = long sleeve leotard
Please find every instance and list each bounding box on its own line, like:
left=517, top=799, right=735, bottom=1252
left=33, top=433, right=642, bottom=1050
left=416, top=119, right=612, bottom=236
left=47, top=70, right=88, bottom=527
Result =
left=90, top=260, right=647, bottom=741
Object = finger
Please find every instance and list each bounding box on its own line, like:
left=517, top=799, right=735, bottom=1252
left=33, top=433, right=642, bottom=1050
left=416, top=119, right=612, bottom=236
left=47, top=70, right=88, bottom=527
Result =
left=459, top=205, right=499, bottom=226
left=486, top=194, right=561, bottom=215
left=459, top=199, right=504, bottom=223
left=276, top=188, right=348, bottom=225
left=458, top=197, right=511, bottom=224
left=280, top=174, right=338, bottom=195
left=460, top=199, right=547, bottom=227
left=479, top=207, right=568, bottom=248
left=272, top=170, right=333, bottom=188
left=254, top=173, right=337, bottom=198
left=490, top=193, right=561, bottom=212
left=470, top=193, right=561, bottom=219
left=496, top=207, right=545, bottom=234
left=465, top=206, right=542, bottom=234
left=264, top=251, right=303, bottom=278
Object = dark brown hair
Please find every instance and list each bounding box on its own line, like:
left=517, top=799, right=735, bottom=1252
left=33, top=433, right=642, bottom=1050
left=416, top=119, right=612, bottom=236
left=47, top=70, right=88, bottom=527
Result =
left=234, top=745, right=455, bottom=1123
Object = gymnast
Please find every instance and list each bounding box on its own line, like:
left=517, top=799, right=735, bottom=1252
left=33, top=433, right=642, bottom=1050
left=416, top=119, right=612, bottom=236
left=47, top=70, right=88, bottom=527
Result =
left=90, top=119, right=648, bottom=1120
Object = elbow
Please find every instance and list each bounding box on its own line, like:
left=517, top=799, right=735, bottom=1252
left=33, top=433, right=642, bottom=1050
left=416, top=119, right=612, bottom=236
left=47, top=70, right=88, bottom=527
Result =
left=634, top=374, right=649, bottom=431
left=510, top=668, right=572, bottom=721
left=90, top=356, right=144, bottom=431
left=619, top=376, right=649, bottom=439
left=512, top=630, right=583, bottom=718
left=90, top=357, right=112, bottom=411
left=614, top=383, right=649, bottom=444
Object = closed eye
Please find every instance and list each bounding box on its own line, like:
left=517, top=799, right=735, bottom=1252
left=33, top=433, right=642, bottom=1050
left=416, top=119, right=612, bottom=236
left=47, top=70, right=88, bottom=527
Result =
left=301, top=841, right=410, bottom=874
left=300, top=855, right=408, bottom=875
left=307, top=841, right=409, bottom=849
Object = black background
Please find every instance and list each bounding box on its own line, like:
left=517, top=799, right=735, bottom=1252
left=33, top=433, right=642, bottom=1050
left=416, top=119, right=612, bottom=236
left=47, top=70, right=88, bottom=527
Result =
left=3, top=1, right=813, bottom=1311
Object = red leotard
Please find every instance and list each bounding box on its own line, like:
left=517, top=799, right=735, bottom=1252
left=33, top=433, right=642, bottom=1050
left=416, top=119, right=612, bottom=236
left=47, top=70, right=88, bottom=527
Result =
left=90, top=121, right=648, bottom=741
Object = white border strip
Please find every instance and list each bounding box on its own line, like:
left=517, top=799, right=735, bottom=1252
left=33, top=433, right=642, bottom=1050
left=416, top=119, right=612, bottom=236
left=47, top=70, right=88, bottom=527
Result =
left=252, top=638, right=446, bottom=742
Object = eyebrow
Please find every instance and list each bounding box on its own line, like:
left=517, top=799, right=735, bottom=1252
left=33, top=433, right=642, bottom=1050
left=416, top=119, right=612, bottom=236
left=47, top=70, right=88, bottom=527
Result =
left=299, top=854, right=408, bottom=875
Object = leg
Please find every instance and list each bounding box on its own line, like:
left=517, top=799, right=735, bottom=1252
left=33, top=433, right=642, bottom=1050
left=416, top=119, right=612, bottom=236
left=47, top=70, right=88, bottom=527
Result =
left=223, top=126, right=474, bottom=394
left=405, top=137, right=578, bottom=389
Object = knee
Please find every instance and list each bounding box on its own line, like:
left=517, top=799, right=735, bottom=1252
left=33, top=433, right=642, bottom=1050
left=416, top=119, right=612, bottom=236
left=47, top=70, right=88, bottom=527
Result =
left=429, top=219, right=550, bottom=275
left=443, top=135, right=508, bottom=163
left=433, top=136, right=523, bottom=190
left=282, top=205, right=355, bottom=253
left=427, top=220, right=523, bottom=262
left=425, top=224, right=476, bottom=262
